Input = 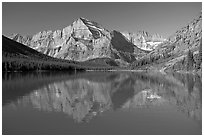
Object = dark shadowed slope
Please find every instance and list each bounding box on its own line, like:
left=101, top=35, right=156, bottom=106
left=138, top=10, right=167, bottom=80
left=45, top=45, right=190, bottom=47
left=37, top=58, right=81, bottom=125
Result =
left=2, top=35, right=50, bottom=59
left=2, top=35, right=83, bottom=71
left=82, top=57, right=119, bottom=68
left=111, top=30, right=135, bottom=53
left=2, top=35, right=117, bottom=71
left=110, top=30, right=148, bottom=63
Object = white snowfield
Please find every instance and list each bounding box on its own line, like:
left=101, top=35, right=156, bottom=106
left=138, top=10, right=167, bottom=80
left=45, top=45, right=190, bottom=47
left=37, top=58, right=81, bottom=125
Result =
left=146, top=41, right=163, bottom=45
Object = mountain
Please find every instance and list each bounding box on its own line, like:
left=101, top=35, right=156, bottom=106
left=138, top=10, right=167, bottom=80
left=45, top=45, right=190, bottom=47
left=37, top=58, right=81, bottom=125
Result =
left=7, top=13, right=201, bottom=72
left=131, top=12, right=202, bottom=72
left=2, top=35, right=118, bottom=71
left=10, top=17, right=147, bottom=65
left=122, top=31, right=166, bottom=51
left=3, top=35, right=50, bottom=60
left=2, top=35, right=82, bottom=71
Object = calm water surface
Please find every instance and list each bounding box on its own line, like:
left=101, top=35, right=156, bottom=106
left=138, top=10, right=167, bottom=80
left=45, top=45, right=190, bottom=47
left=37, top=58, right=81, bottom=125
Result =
left=2, top=71, right=202, bottom=135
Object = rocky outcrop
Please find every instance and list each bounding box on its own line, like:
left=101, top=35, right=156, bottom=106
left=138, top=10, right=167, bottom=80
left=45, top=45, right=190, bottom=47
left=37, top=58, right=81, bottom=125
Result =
left=159, top=12, right=202, bottom=72
left=10, top=18, right=146, bottom=64
left=131, top=12, right=202, bottom=71
left=10, top=18, right=112, bottom=61
left=122, top=31, right=166, bottom=51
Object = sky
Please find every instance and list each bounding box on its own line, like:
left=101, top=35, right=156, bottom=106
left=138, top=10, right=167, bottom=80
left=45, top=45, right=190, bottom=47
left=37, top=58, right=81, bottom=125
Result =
left=2, top=2, right=202, bottom=38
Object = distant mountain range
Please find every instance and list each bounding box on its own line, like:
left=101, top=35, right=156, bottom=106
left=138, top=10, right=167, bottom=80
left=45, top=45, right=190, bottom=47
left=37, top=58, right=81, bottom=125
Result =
left=122, top=31, right=166, bottom=51
left=4, top=12, right=202, bottom=72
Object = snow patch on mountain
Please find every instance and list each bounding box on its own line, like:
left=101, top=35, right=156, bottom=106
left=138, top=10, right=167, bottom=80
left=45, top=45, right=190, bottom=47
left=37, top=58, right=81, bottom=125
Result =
left=122, top=31, right=166, bottom=51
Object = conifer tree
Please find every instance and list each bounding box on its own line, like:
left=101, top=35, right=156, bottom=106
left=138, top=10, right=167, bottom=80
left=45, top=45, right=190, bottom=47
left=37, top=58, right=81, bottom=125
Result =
left=186, top=49, right=194, bottom=71
left=195, top=39, right=202, bottom=70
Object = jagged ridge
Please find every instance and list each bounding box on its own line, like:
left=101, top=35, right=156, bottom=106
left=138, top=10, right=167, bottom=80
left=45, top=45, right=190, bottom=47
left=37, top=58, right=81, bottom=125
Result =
left=9, top=17, right=147, bottom=66
left=131, top=12, right=202, bottom=72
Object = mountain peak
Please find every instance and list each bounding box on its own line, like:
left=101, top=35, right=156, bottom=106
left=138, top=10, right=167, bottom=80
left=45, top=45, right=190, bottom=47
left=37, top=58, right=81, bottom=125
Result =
left=77, top=17, right=103, bottom=29
left=77, top=17, right=91, bottom=23
left=79, top=17, right=88, bottom=20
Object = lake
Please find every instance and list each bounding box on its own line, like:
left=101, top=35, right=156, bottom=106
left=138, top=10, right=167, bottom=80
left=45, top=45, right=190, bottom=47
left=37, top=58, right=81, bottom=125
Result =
left=2, top=71, right=202, bottom=135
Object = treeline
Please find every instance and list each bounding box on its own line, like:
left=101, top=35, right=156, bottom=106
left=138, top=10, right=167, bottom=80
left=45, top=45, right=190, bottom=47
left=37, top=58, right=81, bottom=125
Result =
left=3, top=50, right=79, bottom=65
left=132, top=39, right=202, bottom=72
left=132, top=42, right=175, bottom=68
left=171, top=39, right=202, bottom=71
left=2, top=52, right=85, bottom=72
left=2, top=35, right=117, bottom=72
left=2, top=52, right=116, bottom=72
left=2, top=59, right=85, bottom=72
left=132, top=49, right=172, bottom=68
left=172, top=45, right=202, bottom=71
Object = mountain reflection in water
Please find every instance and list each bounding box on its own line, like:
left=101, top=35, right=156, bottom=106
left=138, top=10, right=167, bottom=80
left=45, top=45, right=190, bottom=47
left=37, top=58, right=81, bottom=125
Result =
left=3, top=72, right=202, bottom=124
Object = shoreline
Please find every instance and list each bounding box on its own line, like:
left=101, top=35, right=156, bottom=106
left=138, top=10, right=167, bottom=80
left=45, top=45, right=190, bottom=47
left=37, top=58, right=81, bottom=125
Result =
left=3, top=69, right=201, bottom=75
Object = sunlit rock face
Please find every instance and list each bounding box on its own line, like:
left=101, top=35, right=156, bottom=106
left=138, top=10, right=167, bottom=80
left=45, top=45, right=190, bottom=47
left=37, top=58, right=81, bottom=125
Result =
left=168, top=12, right=202, bottom=49
left=130, top=12, right=202, bottom=71
left=162, top=12, right=202, bottom=71
left=6, top=72, right=201, bottom=123
left=10, top=18, right=112, bottom=61
left=163, top=12, right=202, bottom=57
left=158, top=13, right=201, bottom=67
left=10, top=18, right=145, bottom=64
left=122, top=31, right=166, bottom=51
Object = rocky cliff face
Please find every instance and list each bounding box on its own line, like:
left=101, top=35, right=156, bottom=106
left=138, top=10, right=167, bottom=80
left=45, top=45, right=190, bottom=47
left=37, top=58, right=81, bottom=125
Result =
left=10, top=18, right=112, bottom=61
left=168, top=12, right=202, bottom=45
left=158, top=12, right=202, bottom=71
left=132, top=12, right=202, bottom=72
left=122, top=31, right=166, bottom=51
left=10, top=18, right=146, bottom=64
